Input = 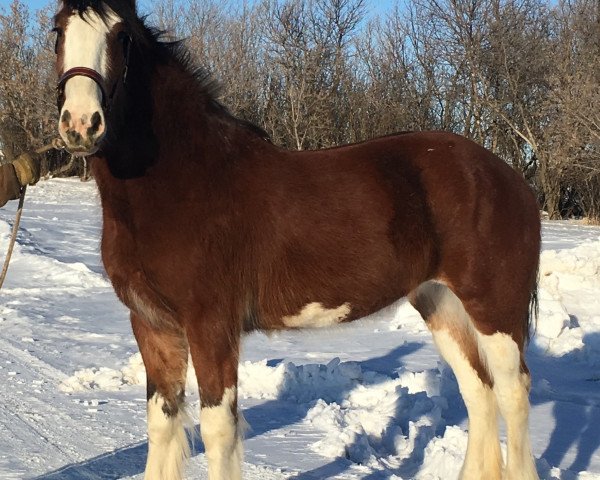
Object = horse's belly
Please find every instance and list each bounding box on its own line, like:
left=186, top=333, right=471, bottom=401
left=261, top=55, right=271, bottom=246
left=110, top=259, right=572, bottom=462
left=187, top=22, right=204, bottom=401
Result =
left=256, top=259, right=410, bottom=331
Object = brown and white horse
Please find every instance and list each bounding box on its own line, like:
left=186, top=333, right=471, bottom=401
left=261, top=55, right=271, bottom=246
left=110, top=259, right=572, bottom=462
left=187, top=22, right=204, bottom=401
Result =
left=53, top=1, right=541, bottom=479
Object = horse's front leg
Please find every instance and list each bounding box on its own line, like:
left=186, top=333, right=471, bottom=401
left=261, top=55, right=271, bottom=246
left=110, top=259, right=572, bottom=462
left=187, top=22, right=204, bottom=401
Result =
left=131, top=313, right=190, bottom=480
left=187, top=319, right=242, bottom=480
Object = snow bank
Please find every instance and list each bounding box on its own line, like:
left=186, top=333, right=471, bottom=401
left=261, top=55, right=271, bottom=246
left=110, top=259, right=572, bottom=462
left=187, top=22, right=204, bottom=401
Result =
left=244, top=357, right=447, bottom=467
left=415, top=426, right=467, bottom=480
left=59, top=353, right=146, bottom=392
left=536, top=239, right=600, bottom=363
left=61, top=353, right=448, bottom=471
left=541, top=240, right=600, bottom=281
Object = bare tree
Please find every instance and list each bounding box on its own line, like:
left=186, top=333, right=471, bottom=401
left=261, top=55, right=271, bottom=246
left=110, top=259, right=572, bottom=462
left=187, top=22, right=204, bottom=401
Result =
left=1, top=0, right=598, bottom=217
left=543, top=0, right=600, bottom=219
left=259, top=0, right=365, bottom=149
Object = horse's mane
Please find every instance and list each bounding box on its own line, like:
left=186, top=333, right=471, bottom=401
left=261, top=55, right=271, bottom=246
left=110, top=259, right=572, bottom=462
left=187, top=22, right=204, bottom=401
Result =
left=61, top=0, right=271, bottom=143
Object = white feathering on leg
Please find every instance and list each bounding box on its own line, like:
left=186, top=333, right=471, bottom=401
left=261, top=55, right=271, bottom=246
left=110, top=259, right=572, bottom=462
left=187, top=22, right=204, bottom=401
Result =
left=145, top=393, right=190, bottom=480
left=200, top=387, right=243, bottom=480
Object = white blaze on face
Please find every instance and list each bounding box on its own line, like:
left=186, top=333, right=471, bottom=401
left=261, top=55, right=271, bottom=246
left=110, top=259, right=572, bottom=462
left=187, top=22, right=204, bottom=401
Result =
left=59, top=8, right=120, bottom=149
left=282, top=302, right=351, bottom=328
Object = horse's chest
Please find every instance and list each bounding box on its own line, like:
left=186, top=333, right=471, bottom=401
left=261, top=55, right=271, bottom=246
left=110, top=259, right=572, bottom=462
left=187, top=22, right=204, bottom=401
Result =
left=101, top=216, right=181, bottom=327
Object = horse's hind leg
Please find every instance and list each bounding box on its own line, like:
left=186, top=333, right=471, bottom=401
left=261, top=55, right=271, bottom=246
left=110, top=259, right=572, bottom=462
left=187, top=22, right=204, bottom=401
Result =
left=410, top=282, right=503, bottom=480
left=451, top=268, right=539, bottom=480
left=477, top=328, right=538, bottom=480
left=131, top=313, right=190, bottom=480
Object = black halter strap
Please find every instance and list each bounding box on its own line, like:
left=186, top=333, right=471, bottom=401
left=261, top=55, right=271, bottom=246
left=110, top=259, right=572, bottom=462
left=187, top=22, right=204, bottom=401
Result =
left=56, top=34, right=132, bottom=112
left=57, top=67, right=108, bottom=109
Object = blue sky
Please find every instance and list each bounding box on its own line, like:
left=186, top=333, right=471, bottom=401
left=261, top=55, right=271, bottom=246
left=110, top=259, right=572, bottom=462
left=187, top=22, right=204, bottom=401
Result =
left=0, top=0, right=398, bottom=17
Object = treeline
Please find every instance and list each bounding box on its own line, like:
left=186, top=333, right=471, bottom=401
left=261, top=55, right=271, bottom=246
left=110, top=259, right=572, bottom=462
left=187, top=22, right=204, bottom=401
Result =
left=0, top=0, right=598, bottom=219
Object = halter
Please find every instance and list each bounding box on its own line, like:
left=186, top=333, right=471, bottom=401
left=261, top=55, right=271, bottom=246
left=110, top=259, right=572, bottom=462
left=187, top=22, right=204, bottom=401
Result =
left=56, top=33, right=132, bottom=112
left=57, top=67, right=108, bottom=109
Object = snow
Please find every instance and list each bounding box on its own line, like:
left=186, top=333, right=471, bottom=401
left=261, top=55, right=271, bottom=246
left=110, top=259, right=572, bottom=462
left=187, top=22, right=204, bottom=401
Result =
left=0, top=178, right=599, bottom=479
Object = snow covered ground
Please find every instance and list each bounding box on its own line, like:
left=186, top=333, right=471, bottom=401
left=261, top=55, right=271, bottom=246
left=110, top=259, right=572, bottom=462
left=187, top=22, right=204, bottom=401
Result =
left=0, top=178, right=599, bottom=480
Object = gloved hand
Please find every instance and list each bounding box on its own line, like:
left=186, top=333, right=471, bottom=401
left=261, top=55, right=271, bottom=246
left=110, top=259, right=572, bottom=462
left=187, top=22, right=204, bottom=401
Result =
left=0, top=163, right=22, bottom=208
left=12, top=152, right=41, bottom=186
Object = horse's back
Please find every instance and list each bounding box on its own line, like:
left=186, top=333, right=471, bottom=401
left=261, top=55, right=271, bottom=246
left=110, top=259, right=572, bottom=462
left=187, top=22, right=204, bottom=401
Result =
left=276, top=129, right=540, bottom=269
left=338, top=130, right=540, bottom=268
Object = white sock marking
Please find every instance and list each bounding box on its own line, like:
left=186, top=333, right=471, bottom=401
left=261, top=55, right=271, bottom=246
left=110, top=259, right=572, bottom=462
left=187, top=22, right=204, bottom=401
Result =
left=477, top=332, right=539, bottom=480
left=145, top=393, right=190, bottom=480
left=432, top=329, right=503, bottom=480
left=200, top=387, right=242, bottom=480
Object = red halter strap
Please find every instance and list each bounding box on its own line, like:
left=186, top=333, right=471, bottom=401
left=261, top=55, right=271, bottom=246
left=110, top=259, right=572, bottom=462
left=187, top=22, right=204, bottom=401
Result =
left=57, top=67, right=108, bottom=109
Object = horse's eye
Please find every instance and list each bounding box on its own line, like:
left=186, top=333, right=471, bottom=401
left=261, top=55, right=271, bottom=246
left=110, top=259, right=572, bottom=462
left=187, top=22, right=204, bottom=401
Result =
left=117, top=31, right=131, bottom=45
left=51, top=27, right=63, bottom=55
left=117, top=31, right=132, bottom=59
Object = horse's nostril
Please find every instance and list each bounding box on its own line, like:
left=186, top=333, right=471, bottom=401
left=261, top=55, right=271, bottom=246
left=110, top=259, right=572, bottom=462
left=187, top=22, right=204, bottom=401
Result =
left=61, top=110, right=71, bottom=125
left=88, top=111, right=104, bottom=137
left=91, top=111, right=102, bottom=129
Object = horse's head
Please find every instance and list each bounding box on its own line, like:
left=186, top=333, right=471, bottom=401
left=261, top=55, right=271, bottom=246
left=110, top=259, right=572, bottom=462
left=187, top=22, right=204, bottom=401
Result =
left=54, top=0, right=137, bottom=156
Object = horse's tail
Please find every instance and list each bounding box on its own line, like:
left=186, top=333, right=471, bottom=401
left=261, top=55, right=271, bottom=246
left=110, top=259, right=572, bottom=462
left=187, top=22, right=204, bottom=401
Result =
left=526, top=260, right=540, bottom=344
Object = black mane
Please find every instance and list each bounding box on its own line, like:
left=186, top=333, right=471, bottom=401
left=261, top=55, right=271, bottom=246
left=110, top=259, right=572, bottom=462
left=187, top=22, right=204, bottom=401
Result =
left=61, top=0, right=270, bottom=145
left=59, top=0, right=271, bottom=178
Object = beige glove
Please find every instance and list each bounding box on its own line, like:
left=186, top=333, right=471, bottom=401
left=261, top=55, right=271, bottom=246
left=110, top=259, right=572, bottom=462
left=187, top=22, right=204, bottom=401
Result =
left=12, top=152, right=41, bottom=186
left=0, top=163, right=22, bottom=207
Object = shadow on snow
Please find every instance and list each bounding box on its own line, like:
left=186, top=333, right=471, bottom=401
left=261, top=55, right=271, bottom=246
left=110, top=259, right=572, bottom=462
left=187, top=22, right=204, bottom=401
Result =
left=531, top=330, right=600, bottom=474
left=33, top=341, right=428, bottom=479
left=33, top=332, right=600, bottom=479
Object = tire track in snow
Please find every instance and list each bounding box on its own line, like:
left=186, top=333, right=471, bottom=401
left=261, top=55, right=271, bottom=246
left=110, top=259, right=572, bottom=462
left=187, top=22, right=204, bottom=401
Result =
left=0, top=336, right=95, bottom=472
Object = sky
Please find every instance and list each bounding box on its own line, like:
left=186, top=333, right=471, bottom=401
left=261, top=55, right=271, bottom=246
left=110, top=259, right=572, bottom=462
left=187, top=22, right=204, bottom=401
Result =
left=0, top=0, right=398, bottom=17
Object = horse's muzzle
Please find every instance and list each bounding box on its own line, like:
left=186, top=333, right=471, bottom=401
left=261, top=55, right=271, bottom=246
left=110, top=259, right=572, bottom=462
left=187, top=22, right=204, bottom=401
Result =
left=59, top=108, right=105, bottom=157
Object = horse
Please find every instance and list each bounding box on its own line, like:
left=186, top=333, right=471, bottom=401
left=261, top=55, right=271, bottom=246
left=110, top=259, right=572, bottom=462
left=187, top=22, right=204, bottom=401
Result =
left=52, top=1, right=541, bottom=479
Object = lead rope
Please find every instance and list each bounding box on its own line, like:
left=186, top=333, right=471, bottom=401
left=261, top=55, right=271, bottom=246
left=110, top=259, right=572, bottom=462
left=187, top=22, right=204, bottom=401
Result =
left=0, top=138, right=68, bottom=289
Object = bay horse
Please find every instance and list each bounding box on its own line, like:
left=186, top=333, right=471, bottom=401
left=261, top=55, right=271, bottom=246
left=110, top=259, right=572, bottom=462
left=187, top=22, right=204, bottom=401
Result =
left=52, top=1, right=541, bottom=479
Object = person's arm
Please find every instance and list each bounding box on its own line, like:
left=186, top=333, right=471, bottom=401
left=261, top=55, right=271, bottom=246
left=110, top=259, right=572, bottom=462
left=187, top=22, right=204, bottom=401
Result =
left=0, top=153, right=41, bottom=208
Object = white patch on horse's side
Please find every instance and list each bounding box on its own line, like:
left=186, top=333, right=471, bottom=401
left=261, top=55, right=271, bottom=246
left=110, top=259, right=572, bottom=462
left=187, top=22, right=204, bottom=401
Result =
left=200, top=387, right=243, bottom=480
left=431, top=329, right=503, bottom=479
left=282, top=302, right=351, bottom=328
left=477, top=331, right=539, bottom=480
left=62, top=9, right=119, bottom=111
left=145, top=393, right=190, bottom=480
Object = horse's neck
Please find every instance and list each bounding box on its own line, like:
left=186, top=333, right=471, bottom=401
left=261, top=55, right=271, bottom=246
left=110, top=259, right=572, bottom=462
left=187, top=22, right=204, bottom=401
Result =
left=95, top=62, right=213, bottom=177
left=92, top=62, right=242, bottom=216
left=151, top=62, right=248, bottom=173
